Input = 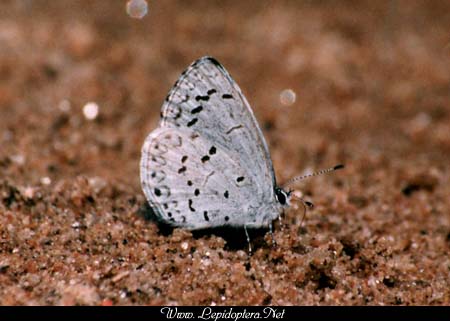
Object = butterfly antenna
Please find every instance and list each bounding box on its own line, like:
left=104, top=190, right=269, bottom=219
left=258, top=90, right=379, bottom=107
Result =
left=283, top=164, right=344, bottom=188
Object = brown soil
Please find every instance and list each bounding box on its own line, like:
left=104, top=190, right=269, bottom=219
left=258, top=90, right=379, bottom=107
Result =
left=0, top=1, right=449, bottom=305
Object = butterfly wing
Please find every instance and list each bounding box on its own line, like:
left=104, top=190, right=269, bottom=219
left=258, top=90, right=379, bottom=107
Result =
left=141, top=126, right=280, bottom=229
left=141, top=57, right=281, bottom=229
left=162, top=57, right=278, bottom=195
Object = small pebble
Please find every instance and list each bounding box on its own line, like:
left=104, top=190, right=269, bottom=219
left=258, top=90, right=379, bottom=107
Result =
left=83, top=102, right=99, bottom=120
left=58, top=99, right=71, bottom=113
left=112, top=271, right=130, bottom=283
left=23, top=186, right=35, bottom=199
left=40, top=177, right=51, bottom=185
left=10, top=154, right=25, bottom=165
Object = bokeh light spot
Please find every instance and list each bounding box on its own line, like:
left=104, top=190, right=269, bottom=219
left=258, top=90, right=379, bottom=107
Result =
left=279, top=89, right=296, bottom=106
left=126, top=0, right=148, bottom=19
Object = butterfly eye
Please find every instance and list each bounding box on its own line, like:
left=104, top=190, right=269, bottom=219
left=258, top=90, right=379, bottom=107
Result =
left=275, top=188, right=287, bottom=205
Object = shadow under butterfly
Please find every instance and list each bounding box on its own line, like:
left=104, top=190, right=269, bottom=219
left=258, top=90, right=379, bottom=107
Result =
left=139, top=56, right=344, bottom=254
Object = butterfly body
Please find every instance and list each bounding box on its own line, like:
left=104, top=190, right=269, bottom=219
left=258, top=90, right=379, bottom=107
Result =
left=140, top=57, right=290, bottom=230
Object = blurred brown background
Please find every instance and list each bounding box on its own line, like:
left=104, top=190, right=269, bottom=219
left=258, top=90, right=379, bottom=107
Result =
left=0, top=0, right=449, bottom=305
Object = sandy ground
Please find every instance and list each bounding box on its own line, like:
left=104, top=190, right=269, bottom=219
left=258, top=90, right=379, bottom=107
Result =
left=0, top=0, right=449, bottom=305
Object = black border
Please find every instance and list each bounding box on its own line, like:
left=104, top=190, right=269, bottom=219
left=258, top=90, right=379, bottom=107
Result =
left=1, top=306, right=448, bottom=321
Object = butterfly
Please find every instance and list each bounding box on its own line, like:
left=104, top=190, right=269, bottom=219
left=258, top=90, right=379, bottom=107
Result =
left=140, top=57, right=343, bottom=249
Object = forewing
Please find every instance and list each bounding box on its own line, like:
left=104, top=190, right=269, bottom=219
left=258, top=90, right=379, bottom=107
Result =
left=140, top=127, right=270, bottom=229
left=160, top=57, right=277, bottom=202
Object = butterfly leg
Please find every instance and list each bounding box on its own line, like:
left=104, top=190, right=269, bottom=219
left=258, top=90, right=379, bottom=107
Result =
left=244, top=225, right=252, bottom=256
left=269, top=221, right=277, bottom=248
left=291, top=192, right=314, bottom=227
left=278, top=211, right=284, bottom=230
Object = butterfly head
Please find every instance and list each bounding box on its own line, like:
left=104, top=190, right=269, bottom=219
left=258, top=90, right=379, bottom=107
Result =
left=275, top=187, right=292, bottom=207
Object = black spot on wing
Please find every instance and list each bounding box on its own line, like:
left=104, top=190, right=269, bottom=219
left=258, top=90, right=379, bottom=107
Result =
left=178, top=166, right=186, bottom=174
left=224, top=190, right=229, bottom=199
left=187, top=118, right=198, bottom=127
left=187, top=180, right=193, bottom=186
left=209, top=146, right=216, bottom=155
left=153, top=186, right=170, bottom=198
left=207, top=89, right=217, bottom=95
left=236, top=176, right=245, bottom=183
left=194, top=189, right=200, bottom=196
left=188, top=199, right=195, bottom=212
left=195, top=95, right=209, bottom=102
left=191, top=106, right=203, bottom=114
left=201, top=155, right=210, bottom=163
left=222, top=94, right=233, bottom=99
left=203, top=211, right=209, bottom=221
left=181, top=155, right=188, bottom=163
